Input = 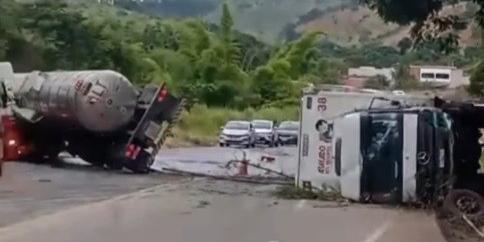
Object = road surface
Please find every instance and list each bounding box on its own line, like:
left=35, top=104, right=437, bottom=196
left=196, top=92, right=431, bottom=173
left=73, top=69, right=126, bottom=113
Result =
left=0, top=147, right=448, bottom=242
left=0, top=177, right=445, bottom=242
left=153, top=146, right=298, bottom=177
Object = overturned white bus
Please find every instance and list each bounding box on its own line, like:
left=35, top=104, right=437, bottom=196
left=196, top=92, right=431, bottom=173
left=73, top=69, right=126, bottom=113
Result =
left=297, top=86, right=483, bottom=207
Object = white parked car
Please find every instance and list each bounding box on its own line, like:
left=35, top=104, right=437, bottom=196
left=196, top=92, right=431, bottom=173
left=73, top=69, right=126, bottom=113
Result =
left=392, top=90, right=406, bottom=96
left=219, top=121, right=255, bottom=148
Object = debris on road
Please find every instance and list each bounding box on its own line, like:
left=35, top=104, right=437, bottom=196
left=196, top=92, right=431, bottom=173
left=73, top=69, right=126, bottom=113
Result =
left=462, top=214, right=484, bottom=239
left=161, top=167, right=292, bottom=186
left=273, top=185, right=348, bottom=204
left=437, top=189, right=484, bottom=241
left=195, top=200, right=211, bottom=209
left=223, top=150, right=292, bottom=179
left=153, top=148, right=296, bottom=185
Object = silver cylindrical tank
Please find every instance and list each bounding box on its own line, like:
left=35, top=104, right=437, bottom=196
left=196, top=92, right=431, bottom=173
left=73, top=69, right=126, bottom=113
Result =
left=13, top=70, right=138, bottom=132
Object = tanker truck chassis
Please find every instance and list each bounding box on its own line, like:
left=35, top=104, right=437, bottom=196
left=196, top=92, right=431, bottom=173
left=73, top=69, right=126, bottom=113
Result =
left=0, top=63, right=184, bottom=173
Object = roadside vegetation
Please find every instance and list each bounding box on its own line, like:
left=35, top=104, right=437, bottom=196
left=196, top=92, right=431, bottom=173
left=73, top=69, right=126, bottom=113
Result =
left=2, top=0, right=484, bottom=145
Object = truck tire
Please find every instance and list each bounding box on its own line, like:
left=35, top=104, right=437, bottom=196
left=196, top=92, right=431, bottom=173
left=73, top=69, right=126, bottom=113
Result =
left=105, top=159, right=123, bottom=170
left=124, top=151, right=153, bottom=174
left=443, top=189, right=484, bottom=220
left=75, top=147, right=107, bottom=168
left=23, top=129, right=65, bottom=164
left=26, top=145, right=63, bottom=165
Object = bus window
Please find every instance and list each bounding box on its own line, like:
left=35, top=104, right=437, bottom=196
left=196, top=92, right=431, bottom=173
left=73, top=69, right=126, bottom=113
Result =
left=436, top=73, right=450, bottom=79
left=421, top=73, right=435, bottom=79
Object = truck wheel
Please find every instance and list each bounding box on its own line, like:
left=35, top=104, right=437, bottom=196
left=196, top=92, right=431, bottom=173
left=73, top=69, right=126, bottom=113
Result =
left=27, top=150, right=61, bottom=165
left=124, top=152, right=153, bottom=174
left=125, top=162, right=150, bottom=174
left=27, top=139, right=64, bottom=164
left=105, top=160, right=123, bottom=170
left=77, top=151, right=106, bottom=168
left=443, top=189, right=484, bottom=220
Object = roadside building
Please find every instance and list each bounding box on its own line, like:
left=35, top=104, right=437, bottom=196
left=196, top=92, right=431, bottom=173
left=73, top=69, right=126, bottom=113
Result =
left=343, top=66, right=395, bottom=88
left=408, top=65, right=470, bottom=88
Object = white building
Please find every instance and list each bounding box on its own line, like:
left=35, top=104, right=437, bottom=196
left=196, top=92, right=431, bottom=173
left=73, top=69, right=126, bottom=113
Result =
left=348, top=66, right=396, bottom=82
left=409, top=65, right=470, bottom=88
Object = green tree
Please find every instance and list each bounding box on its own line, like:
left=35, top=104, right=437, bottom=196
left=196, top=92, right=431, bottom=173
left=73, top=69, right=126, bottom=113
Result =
left=220, top=2, right=234, bottom=43
left=469, top=61, right=484, bottom=95
left=0, top=0, right=21, bottom=60
left=393, top=64, right=420, bottom=90
left=361, top=0, right=471, bottom=51
left=397, top=37, right=412, bottom=54
left=251, top=66, right=293, bottom=105
left=364, top=75, right=390, bottom=90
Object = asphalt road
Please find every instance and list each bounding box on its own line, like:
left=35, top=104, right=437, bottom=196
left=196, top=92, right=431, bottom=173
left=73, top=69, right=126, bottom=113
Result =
left=0, top=147, right=448, bottom=242
left=0, top=162, right=179, bottom=227
left=0, top=177, right=445, bottom=242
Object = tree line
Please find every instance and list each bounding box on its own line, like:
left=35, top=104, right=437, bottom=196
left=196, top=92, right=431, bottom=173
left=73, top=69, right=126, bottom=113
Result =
left=1, top=0, right=482, bottom=109
left=1, top=0, right=342, bottom=108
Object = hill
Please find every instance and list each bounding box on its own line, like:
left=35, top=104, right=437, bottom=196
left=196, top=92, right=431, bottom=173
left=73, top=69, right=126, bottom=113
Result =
left=115, top=0, right=481, bottom=47
left=114, top=0, right=353, bottom=43
left=294, top=1, right=481, bottom=47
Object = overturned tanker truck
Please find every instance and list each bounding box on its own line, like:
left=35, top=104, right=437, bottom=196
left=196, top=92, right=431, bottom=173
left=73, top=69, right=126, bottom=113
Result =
left=0, top=62, right=184, bottom=173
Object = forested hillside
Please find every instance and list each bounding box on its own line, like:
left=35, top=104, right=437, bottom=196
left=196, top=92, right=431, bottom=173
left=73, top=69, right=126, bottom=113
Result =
left=115, top=0, right=481, bottom=46
left=2, top=0, right=483, bottom=144
left=0, top=0, right=343, bottom=109
left=115, top=0, right=353, bottom=43
left=2, top=0, right=481, bottom=104
left=294, top=1, right=481, bottom=47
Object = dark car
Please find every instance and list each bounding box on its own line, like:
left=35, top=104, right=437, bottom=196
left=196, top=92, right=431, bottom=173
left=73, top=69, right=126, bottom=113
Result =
left=276, top=121, right=299, bottom=145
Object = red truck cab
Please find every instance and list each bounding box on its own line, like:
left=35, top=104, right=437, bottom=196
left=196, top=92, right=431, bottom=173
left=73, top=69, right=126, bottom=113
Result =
left=1, top=114, right=31, bottom=161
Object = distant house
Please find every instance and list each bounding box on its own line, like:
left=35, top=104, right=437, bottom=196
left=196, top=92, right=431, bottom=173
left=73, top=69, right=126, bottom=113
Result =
left=343, top=66, right=396, bottom=88
left=343, top=76, right=369, bottom=88
left=408, top=65, right=470, bottom=88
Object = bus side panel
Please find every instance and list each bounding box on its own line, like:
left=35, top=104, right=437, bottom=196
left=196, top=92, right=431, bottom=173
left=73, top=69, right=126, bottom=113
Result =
left=298, top=92, right=377, bottom=189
